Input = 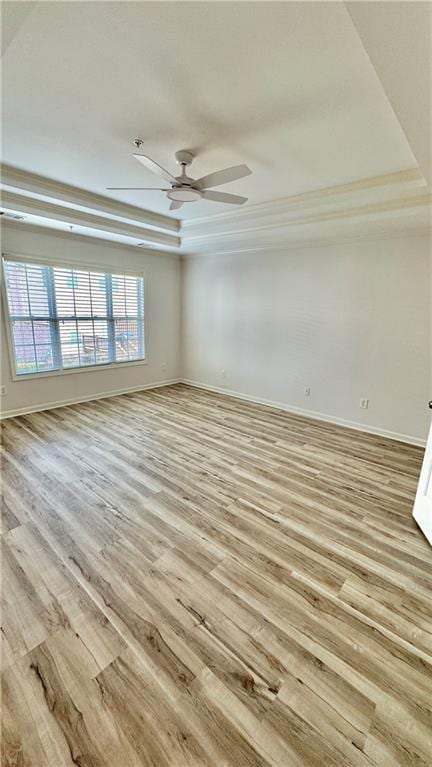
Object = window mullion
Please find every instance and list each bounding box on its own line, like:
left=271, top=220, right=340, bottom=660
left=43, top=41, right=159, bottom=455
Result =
left=46, top=266, right=62, bottom=370
left=88, top=271, right=96, bottom=366
left=106, top=273, right=115, bottom=363
left=137, top=278, right=145, bottom=358
left=71, top=269, right=82, bottom=367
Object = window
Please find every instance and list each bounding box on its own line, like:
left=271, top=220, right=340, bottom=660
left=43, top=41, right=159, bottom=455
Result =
left=2, top=258, right=145, bottom=377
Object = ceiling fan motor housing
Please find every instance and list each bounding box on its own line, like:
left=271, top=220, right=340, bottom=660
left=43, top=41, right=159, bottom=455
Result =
left=169, top=150, right=201, bottom=201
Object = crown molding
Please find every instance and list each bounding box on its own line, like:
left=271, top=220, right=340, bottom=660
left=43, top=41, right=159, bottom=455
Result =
left=1, top=164, right=430, bottom=256
left=182, top=193, right=431, bottom=255
left=0, top=163, right=178, bottom=234
left=1, top=190, right=180, bottom=250
left=181, top=167, right=426, bottom=234
left=1, top=220, right=181, bottom=259
left=184, top=193, right=431, bottom=242
left=4, top=217, right=429, bottom=262
left=182, top=225, right=432, bottom=259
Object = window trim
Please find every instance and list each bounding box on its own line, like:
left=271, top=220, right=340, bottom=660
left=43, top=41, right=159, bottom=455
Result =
left=1, top=251, right=148, bottom=382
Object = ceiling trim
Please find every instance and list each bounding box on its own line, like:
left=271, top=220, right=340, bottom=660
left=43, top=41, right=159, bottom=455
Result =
left=183, top=226, right=432, bottom=259
left=0, top=163, right=178, bottom=234
left=180, top=167, right=430, bottom=253
left=182, top=192, right=431, bottom=250
left=181, top=168, right=424, bottom=232
left=1, top=190, right=180, bottom=250
left=1, top=165, right=430, bottom=256
left=1, top=220, right=181, bottom=259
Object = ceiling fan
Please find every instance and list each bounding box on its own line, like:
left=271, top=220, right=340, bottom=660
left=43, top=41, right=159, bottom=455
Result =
left=107, top=141, right=252, bottom=211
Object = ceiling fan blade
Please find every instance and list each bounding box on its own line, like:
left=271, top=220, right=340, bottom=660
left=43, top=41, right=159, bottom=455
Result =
left=133, top=154, right=177, bottom=184
left=201, top=190, right=247, bottom=205
left=194, top=164, right=251, bottom=191
left=169, top=200, right=184, bottom=211
left=106, top=187, right=169, bottom=190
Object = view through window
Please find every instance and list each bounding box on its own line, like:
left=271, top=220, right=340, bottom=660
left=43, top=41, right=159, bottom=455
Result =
left=3, top=259, right=145, bottom=376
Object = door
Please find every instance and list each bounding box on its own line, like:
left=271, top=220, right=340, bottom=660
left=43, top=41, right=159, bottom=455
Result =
left=413, top=403, right=432, bottom=546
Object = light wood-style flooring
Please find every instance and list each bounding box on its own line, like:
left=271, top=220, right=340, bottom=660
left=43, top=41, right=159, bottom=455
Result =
left=1, top=383, right=431, bottom=766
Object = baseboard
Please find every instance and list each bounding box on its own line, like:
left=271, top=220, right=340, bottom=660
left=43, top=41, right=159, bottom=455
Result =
left=1, top=375, right=426, bottom=447
left=0, top=378, right=181, bottom=420
left=180, top=378, right=427, bottom=448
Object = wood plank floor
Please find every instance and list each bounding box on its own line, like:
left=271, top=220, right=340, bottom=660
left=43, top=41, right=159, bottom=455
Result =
left=1, top=383, right=431, bottom=766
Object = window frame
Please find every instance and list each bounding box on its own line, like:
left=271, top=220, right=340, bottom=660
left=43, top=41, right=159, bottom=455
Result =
left=1, top=251, right=148, bottom=382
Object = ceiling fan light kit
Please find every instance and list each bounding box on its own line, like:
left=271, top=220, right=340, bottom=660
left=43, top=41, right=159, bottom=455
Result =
left=106, top=143, right=252, bottom=211
left=167, top=187, right=202, bottom=202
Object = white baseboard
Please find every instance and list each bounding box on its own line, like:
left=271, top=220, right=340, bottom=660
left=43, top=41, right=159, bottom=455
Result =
left=181, top=378, right=427, bottom=448
left=0, top=378, right=181, bottom=420
left=1, top=375, right=426, bottom=447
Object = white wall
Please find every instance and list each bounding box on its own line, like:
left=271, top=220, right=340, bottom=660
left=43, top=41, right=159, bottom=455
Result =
left=2, top=226, right=430, bottom=444
left=181, top=233, right=431, bottom=444
left=1, top=226, right=181, bottom=415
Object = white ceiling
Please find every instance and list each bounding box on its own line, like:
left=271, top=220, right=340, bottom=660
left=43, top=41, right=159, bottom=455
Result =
left=1, top=1, right=419, bottom=221
left=346, top=0, right=432, bottom=187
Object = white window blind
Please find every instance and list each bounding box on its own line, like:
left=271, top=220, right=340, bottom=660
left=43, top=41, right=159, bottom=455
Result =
left=3, top=259, right=145, bottom=376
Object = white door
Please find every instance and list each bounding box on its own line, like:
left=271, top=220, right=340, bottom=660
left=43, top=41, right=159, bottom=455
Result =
left=413, top=410, right=432, bottom=546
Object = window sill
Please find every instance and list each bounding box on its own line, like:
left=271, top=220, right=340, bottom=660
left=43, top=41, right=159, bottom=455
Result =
left=11, top=357, right=148, bottom=382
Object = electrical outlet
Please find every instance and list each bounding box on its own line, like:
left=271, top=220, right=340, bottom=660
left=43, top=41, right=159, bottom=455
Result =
left=360, top=398, right=369, bottom=410
left=221, top=369, right=226, bottom=379
left=0, top=386, right=6, bottom=396
left=304, top=386, right=311, bottom=396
